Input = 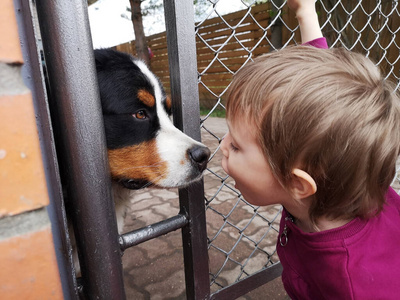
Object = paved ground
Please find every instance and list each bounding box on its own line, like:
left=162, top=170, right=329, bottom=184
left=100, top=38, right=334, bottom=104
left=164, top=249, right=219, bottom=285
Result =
left=121, top=117, right=289, bottom=299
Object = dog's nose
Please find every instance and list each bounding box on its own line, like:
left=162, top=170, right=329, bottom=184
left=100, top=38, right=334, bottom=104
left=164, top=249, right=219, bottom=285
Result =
left=188, top=145, right=211, bottom=172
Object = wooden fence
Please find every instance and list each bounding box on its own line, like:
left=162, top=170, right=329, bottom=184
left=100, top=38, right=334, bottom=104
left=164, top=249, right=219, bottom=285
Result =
left=114, top=2, right=400, bottom=108
left=114, top=3, right=272, bottom=107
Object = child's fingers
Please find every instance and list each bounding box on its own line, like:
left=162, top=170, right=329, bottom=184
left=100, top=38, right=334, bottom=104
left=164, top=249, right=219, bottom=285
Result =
left=287, top=0, right=317, bottom=15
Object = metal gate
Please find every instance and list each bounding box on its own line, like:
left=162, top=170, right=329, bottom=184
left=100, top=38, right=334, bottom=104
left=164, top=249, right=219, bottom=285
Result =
left=17, top=0, right=400, bottom=299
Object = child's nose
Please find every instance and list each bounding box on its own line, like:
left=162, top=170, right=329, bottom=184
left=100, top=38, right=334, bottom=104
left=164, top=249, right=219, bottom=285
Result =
left=220, top=133, right=229, bottom=158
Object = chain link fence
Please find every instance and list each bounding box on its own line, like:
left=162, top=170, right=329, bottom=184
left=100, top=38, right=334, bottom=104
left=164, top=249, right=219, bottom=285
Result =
left=196, top=0, right=400, bottom=294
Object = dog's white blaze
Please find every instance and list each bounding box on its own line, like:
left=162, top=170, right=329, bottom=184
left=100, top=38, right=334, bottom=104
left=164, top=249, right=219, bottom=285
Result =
left=134, top=60, right=205, bottom=187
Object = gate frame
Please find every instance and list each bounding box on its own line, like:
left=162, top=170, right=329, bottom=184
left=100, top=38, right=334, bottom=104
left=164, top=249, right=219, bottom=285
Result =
left=164, top=1, right=211, bottom=298
left=18, top=0, right=283, bottom=299
left=34, top=0, right=125, bottom=298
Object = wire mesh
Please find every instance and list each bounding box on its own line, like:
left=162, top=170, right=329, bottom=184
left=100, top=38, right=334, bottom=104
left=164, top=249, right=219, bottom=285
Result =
left=195, top=0, right=400, bottom=293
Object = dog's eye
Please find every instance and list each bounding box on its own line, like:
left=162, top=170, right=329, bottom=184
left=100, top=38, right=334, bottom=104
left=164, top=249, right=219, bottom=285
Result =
left=133, top=110, right=147, bottom=119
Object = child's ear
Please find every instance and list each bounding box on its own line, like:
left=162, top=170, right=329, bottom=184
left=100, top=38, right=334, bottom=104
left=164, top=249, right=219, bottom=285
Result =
left=290, top=168, right=317, bottom=200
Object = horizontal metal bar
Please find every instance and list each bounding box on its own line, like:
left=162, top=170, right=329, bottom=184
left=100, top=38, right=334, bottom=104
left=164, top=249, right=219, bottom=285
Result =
left=119, top=213, right=189, bottom=251
left=210, top=263, right=283, bottom=300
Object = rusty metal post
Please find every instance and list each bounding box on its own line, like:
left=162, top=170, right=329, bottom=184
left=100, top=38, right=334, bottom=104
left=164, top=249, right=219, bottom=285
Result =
left=35, top=1, right=125, bottom=298
left=164, top=1, right=211, bottom=299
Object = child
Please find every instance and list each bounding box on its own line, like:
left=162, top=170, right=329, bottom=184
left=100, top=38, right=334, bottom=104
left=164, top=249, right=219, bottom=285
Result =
left=220, top=0, right=400, bottom=299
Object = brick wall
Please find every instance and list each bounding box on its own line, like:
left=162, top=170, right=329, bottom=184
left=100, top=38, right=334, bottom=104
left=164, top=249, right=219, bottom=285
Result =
left=0, top=0, right=63, bottom=298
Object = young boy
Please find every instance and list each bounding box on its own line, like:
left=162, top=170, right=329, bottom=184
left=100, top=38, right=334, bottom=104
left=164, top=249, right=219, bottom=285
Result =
left=220, top=0, right=400, bottom=299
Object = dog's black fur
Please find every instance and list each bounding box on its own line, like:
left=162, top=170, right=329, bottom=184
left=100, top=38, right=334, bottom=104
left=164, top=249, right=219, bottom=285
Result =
left=71, top=49, right=210, bottom=274
left=94, top=49, right=210, bottom=192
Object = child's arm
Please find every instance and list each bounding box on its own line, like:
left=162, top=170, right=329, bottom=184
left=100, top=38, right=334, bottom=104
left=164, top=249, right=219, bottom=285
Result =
left=287, top=0, right=323, bottom=44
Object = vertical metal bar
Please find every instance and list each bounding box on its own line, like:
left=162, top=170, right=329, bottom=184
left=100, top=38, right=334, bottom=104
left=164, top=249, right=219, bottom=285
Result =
left=163, top=1, right=211, bottom=299
left=13, top=0, right=78, bottom=298
left=34, top=1, right=125, bottom=299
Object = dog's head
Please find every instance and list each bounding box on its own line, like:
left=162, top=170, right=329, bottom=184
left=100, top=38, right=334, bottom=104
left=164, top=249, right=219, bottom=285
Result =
left=94, top=49, right=210, bottom=189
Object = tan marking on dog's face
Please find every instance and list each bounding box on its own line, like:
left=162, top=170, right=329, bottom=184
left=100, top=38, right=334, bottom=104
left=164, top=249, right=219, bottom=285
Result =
left=108, top=140, right=167, bottom=184
left=138, top=90, right=155, bottom=107
left=165, top=96, right=172, bottom=111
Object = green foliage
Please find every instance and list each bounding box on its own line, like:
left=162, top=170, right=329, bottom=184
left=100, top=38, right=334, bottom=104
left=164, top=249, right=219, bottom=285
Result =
left=200, top=106, right=226, bottom=118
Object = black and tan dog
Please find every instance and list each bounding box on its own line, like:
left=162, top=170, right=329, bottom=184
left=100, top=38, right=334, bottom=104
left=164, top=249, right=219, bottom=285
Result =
left=72, top=49, right=210, bottom=274
left=94, top=49, right=211, bottom=231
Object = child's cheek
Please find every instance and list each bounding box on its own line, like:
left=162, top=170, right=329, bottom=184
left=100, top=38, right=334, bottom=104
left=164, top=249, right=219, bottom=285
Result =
left=221, top=157, right=230, bottom=176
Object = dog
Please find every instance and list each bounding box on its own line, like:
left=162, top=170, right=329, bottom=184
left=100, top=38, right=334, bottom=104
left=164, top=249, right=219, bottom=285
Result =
left=94, top=48, right=210, bottom=229
left=71, top=49, right=211, bottom=273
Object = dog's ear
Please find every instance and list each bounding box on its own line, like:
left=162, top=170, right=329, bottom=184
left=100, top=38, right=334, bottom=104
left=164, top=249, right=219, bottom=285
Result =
left=94, top=49, right=137, bottom=72
left=94, top=49, right=107, bottom=70
left=94, top=49, right=117, bottom=69
left=164, top=95, right=172, bottom=115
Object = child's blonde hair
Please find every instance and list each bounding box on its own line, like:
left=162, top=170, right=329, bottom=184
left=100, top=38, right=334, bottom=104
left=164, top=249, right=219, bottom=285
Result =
left=226, top=46, right=400, bottom=223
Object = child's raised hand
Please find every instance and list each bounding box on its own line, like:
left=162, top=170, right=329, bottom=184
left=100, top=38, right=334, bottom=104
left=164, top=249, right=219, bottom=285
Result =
left=287, top=0, right=317, bottom=18
left=286, top=0, right=322, bottom=44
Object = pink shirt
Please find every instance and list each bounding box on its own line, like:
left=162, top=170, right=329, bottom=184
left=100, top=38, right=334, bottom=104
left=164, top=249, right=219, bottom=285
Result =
left=277, top=188, right=400, bottom=299
left=303, top=37, right=328, bottom=49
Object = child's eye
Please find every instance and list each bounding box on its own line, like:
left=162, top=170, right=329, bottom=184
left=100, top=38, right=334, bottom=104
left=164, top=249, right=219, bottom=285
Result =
left=230, top=143, right=239, bottom=152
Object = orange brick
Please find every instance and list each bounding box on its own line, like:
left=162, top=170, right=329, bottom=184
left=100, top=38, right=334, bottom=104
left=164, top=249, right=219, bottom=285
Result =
left=0, top=93, right=49, bottom=216
left=0, top=0, right=23, bottom=63
left=0, top=226, right=63, bottom=299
